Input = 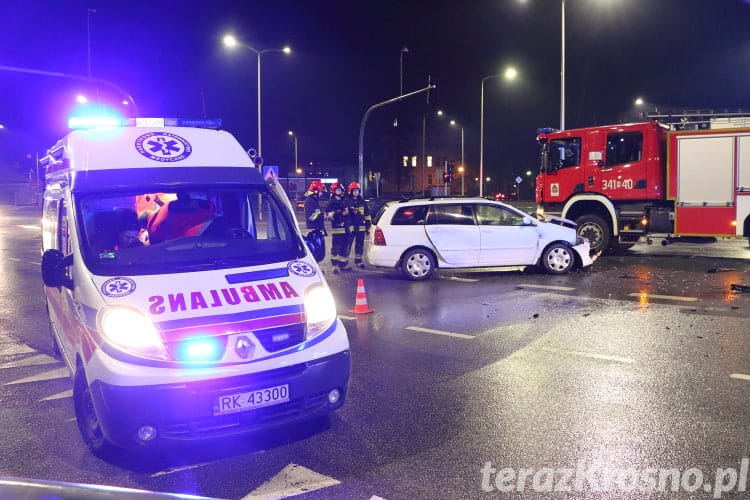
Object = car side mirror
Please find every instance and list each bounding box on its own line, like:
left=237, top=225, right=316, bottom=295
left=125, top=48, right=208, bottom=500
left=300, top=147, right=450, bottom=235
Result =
left=303, top=230, right=326, bottom=262
left=522, top=216, right=535, bottom=226
left=41, top=249, right=74, bottom=289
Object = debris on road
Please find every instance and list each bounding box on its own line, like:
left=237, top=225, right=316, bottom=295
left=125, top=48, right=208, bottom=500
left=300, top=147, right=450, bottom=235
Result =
left=730, top=283, right=750, bottom=293
left=707, top=268, right=736, bottom=273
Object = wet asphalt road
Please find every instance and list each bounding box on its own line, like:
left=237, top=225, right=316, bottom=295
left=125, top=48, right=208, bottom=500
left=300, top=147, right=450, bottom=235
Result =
left=1, top=203, right=749, bottom=499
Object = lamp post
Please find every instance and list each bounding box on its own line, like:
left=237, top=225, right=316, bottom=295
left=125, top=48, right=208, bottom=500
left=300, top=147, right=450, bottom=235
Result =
left=400, top=47, right=409, bottom=95
left=450, top=119, right=465, bottom=196
left=223, top=34, right=291, bottom=162
left=560, top=0, right=566, bottom=130
left=287, top=130, right=298, bottom=177
left=479, top=67, right=517, bottom=198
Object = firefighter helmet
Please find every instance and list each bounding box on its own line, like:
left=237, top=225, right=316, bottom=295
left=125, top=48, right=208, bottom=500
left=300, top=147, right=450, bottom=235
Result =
left=348, top=182, right=361, bottom=194
left=331, top=182, right=343, bottom=193
left=308, top=180, right=324, bottom=193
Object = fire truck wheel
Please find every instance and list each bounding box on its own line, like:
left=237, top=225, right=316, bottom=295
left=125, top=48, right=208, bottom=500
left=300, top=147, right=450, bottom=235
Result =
left=541, top=243, right=575, bottom=274
left=74, top=368, right=119, bottom=459
left=575, top=215, right=611, bottom=254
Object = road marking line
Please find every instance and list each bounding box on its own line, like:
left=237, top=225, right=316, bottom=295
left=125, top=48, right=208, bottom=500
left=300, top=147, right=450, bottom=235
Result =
left=542, top=347, right=634, bottom=364
left=41, top=389, right=73, bottom=401
left=338, top=315, right=357, bottom=321
left=0, top=343, right=36, bottom=356
left=518, top=284, right=576, bottom=291
left=242, top=463, right=340, bottom=499
left=406, top=326, right=474, bottom=339
left=5, top=367, right=70, bottom=385
left=442, top=276, right=479, bottom=283
left=0, top=354, right=60, bottom=369
left=730, top=373, right=750, bottom=381
left=6, top=257, right=40, bottom=266
left=627, top=292, right=697, bottom=302
left=151, top=462, right=215, bottom=477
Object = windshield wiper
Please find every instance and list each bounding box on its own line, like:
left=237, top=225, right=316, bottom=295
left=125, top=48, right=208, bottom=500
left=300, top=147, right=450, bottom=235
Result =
left=163, top=241, right=227, bottom=251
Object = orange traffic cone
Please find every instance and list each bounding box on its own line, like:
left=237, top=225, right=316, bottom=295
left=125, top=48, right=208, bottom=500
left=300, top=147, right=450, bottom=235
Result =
left=349, top=278, right=375, bottom=314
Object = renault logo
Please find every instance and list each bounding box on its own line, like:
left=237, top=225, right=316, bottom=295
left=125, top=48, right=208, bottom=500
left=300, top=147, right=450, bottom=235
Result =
left=235, top=336, right=255, bottom=359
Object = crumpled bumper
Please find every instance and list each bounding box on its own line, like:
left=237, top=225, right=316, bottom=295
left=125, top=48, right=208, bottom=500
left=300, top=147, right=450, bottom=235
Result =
left=572, top=240, right=600, bottom=269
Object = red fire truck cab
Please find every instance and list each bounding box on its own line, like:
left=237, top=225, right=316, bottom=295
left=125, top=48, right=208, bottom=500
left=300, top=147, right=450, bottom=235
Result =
left=535, top=120, right=750, bottom=253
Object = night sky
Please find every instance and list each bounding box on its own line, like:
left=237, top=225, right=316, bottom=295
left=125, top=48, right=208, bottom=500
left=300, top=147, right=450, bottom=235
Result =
left=2, top=0, right=749, bottom=191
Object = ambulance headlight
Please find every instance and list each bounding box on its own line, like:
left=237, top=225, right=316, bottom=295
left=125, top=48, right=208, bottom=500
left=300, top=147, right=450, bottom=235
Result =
left=304, top=284, right=337, bottom=339
left=98, top=307, right=169, bottom=361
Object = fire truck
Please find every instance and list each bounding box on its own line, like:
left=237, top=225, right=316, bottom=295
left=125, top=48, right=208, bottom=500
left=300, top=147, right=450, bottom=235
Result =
left=534, top=112, right=750, bottom=253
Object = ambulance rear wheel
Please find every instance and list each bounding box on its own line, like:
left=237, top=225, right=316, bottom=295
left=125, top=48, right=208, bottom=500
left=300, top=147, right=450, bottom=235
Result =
left=575, top=214, right=611, bottom=254
left=74, top=368, right=117, bottom=458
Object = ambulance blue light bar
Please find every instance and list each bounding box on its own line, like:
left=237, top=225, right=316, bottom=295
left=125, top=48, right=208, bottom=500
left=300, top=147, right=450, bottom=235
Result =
left=68, top=117, right=222, bottom=130
left=68, top=116, right=123, bottom=129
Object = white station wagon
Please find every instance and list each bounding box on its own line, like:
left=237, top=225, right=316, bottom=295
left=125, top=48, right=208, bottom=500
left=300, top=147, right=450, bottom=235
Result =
left=367, top=197, right=596, bottom=280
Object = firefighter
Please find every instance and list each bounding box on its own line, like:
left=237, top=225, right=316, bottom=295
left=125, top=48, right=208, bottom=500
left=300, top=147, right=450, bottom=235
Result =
left=326, top=182, right=352, bottom=273
left=303, top=180, right=326, bottom=233
left=346, top=181, right=371, bottom=268
left=303, top=180, right=328, bottom=260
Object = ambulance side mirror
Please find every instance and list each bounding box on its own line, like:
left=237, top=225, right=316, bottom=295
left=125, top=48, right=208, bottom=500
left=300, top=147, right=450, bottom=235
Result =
left=303, top=230, right=326, bottom=263
left=41, top=249, right=74, bottom=289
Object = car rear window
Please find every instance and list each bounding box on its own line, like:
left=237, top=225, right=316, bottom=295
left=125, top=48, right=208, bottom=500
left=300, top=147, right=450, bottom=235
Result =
left=390, top=205, right=428, bottom=225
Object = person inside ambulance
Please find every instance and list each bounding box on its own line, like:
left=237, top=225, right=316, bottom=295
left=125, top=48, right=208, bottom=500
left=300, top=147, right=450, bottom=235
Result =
left=86, top=208, right=143, bottom=254
left=114, top=217, right=143, bottom=250
left=145, top=191, right=218, bottom=244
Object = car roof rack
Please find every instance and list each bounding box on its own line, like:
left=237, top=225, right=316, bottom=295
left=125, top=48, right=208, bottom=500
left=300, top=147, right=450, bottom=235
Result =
left=397, top=195, right=478, bottom=203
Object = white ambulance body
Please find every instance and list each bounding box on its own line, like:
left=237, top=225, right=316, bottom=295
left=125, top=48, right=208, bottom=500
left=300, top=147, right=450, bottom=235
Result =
left=40, top=119, right=349, bottom=457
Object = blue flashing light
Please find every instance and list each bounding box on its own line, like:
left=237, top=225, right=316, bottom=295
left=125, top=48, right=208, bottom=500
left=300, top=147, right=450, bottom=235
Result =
left=69, top=116, right=223, bottom=131
left=173, top=118, right=222, bottom=129
left=176, top=336, right=224, bottom=363
left=536, top=127, right=559, bottom=134
left=68, top=116, right=125, bottom=130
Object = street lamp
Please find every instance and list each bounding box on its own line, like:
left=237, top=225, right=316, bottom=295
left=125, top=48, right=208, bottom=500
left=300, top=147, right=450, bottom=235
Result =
left=223, top=34, right=291, bottom=161
left=400, top=47, right=409, bottom=95
left=479, top=67, right=517, bottom=197
left=449, top=119, right=465, bottom=196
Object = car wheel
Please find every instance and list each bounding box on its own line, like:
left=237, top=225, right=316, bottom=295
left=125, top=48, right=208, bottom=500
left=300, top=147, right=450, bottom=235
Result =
left=401, top=248, right=436, bottom=281
left=575, top=214, right=611, bottom=254
left=541, top=243, right=575, bottom=274
left=74, top=368, right=118, bottom=458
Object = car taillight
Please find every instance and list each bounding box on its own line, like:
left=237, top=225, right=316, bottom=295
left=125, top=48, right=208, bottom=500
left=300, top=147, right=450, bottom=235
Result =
left=373, top=226, right=386, bottom=245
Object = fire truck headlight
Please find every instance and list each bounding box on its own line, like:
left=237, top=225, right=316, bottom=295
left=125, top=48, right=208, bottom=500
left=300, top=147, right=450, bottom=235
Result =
left=304, top=284, right=337, bottom=339
left=99, top=306, right=169, bottom=361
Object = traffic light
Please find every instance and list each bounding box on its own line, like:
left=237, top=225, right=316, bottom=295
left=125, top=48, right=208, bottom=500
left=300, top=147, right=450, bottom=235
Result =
left=443, top=172, right=452, bottom=183
left=447, top=162, right=454, bottom=175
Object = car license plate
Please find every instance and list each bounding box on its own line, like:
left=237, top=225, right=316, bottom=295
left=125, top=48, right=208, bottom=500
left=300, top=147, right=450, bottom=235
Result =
left=213, top=384, right=290, bottom=416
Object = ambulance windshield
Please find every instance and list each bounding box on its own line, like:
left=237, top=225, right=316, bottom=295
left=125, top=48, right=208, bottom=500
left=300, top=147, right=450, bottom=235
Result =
left=78, top=186, right=304, bottom=275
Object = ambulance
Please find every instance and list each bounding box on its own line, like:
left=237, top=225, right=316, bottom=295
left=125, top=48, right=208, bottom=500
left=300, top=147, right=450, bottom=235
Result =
left=40, top=117, right=350, bottom=457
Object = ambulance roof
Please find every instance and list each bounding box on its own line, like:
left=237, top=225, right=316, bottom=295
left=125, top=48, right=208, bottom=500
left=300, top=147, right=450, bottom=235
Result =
left=52, top=126, right=253, bottom=171
left=43, top=120, right=264, bottom=191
